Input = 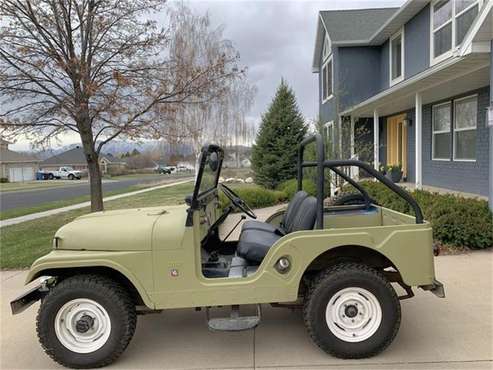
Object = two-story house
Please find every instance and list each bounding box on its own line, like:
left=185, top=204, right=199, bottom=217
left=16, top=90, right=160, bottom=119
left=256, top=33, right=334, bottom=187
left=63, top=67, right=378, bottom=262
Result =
left=312, top=0, right=492, bottom=208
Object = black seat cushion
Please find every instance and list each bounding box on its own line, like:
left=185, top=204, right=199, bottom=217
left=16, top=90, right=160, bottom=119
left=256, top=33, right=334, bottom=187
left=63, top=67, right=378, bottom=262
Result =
left=237, top=229, right=282, bottom=263
left=237, top=195, right=318, bottom=263
left=241, top=191, right=308, bottom=234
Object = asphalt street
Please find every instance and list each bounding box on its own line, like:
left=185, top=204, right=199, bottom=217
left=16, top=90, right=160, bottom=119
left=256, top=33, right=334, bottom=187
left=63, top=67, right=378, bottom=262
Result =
left=0, top=175, right=176, bottom=211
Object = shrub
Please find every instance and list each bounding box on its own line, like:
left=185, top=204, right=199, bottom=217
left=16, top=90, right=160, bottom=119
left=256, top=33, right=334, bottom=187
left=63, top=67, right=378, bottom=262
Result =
left=343, top=181, right=492, bottom=250
left=219, top=184, right=287, bottom=210
left=276, top=178, right=317, bottom=200
left=0, top=177, right=9, bottom=183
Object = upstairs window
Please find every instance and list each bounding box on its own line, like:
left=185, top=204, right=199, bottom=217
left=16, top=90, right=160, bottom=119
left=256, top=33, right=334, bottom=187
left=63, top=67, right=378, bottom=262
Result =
left=322, top=34, right=331, bottom=60
left=322, top=56, right=333, bottom=102
left=390, top=28, right=404, bottom=85
left=431, top=0, right=481, bottom=64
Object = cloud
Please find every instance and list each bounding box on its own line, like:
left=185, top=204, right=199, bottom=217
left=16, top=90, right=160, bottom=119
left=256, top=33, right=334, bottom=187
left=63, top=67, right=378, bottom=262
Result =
left=184, top=0, right=405, bottom=125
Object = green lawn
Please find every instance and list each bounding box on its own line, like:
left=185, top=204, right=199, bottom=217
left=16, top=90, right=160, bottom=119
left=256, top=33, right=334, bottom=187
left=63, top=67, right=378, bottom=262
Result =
left=0, top=182, right=194, bottom=269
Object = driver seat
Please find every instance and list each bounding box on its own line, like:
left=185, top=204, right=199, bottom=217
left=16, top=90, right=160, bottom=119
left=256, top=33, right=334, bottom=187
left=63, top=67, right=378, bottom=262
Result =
left=241, top=191, right=309, bottom=235
left=237, top=195, right=317, bottom=263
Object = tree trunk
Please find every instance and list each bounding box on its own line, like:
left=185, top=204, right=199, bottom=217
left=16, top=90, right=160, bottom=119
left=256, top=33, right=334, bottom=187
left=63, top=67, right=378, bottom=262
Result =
left=78, top=119, right=104, bottom=212
left=86, top=154, right=104, bottom=212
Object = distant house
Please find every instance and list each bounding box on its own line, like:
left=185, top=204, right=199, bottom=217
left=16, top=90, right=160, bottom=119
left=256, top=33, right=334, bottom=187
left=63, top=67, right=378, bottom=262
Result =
left=312, top=0, right=492, bottom=206
left=0, top=139, right=41, bottom=182
left=41, top=146, right=126, bottom=175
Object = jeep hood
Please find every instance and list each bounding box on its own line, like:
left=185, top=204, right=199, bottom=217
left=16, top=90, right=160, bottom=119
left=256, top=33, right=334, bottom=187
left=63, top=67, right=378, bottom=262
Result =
left=54, top=205, right=188, bottom=251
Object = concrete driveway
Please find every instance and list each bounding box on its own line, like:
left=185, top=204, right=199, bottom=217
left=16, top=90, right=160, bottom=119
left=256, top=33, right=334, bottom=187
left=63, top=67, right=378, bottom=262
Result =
left=1, top=251, right=491, bottom=370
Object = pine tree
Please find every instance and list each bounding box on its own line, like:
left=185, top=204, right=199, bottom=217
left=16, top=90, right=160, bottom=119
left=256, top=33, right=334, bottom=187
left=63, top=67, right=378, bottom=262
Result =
left=252, top=79, right=307, bottom=188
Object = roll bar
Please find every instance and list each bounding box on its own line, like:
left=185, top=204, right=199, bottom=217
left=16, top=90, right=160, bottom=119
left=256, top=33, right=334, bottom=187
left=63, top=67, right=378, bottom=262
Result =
left=297, top=134, right=424, bottom=226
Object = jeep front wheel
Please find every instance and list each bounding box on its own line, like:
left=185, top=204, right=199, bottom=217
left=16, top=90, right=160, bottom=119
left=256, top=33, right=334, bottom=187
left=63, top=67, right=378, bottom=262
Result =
left=303, top=263, right=400, bottom=359
left=37, top=275, right=137, bottom=368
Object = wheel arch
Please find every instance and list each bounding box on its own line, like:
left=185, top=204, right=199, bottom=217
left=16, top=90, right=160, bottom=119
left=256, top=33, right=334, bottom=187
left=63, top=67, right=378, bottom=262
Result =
left=299, top=245, right=403, bottom=295
left=28, top=265, right=154, bottom=309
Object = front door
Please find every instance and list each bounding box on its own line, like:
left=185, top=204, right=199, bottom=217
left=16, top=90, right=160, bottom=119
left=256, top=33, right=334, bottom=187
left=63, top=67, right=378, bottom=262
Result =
left=386, top=113, right=408, bottom=179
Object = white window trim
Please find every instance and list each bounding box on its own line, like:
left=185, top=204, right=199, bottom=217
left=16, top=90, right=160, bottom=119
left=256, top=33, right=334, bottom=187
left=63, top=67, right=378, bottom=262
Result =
left=322, top=54, right=334, bottom=104
left=430, top=0, right=483, bottom=66
left=431, top=101, right=452, bottom=161
left=389, top=27, right=405, bottom=86
left=452, top=94, right=478, bottom=162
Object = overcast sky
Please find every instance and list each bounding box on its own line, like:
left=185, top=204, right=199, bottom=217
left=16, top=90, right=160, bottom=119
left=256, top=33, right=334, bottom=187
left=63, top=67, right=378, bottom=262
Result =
left=10, top=0, right=405, bottom=151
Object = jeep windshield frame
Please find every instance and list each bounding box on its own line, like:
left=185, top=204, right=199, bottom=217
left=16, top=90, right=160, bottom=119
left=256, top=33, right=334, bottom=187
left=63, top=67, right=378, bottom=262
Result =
left=190, top=143, right=224, bottom=209
left=297, top=134, right=424, bottom=227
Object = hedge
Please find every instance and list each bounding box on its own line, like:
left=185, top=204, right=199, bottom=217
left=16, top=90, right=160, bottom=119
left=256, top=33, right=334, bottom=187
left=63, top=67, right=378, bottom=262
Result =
left=276, top=178, right=317, bottom=199
left=344, top=181, right=492, bottom=250
left=219, top=184, right=287, bottom=210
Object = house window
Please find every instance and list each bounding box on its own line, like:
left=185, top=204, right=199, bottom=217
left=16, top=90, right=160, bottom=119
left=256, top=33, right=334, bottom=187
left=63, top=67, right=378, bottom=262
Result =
left=322, top=34, right=331, bottom=60
left=322, top=56, right=333, bottom=102
left=390, top=29, right=404, bottom=84
left=454, top=95, right=477, bottom=160
left=431, top=0, right=481, bottom=64
left=431, top=95, right=477, bottom=161
left=325, top=121, right=336, bottom=158
left=432, top=102, right=452, bottom=160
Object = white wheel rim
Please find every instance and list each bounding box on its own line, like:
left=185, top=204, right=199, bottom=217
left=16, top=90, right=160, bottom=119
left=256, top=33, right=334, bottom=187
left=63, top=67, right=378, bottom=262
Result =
left=54, top=298, right=111, bottom=353
left=325, top=287, right=382, bottom=343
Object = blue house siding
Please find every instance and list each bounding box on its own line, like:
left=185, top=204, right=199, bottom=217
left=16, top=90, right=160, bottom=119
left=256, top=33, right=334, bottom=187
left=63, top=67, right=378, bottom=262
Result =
left=422, top=86, right=490, bottom=196
left=380, top=40, right=390, bottom=91
left=404, top=5, right=430, bottom=79
left=338, top=47, right=382, bottom=112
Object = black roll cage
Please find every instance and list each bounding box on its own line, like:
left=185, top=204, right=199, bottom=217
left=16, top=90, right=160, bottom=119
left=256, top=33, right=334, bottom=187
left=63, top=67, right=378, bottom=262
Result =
left=297, top=134, right=424, bottom=228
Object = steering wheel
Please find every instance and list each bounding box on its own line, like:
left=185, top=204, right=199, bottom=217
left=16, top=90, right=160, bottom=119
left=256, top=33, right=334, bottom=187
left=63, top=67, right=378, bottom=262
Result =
left=220, top=184, right=257, bottom=219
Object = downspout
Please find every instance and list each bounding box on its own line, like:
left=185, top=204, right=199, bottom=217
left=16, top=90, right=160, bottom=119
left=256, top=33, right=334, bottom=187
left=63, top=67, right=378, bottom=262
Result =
left=489, top=40, right=493, bottom=211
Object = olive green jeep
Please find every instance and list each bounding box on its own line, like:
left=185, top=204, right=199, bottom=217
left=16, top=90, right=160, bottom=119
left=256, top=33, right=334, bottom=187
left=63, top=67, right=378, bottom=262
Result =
left=11, top=134, right=444, bottom=368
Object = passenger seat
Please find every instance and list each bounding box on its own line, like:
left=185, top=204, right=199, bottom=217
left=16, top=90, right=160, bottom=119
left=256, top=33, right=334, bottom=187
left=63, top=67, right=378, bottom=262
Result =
left=237, top=195, right=317, bottom=263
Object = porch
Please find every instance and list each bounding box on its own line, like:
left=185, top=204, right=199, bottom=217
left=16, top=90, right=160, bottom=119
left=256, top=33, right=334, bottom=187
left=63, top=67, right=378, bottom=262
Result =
left=342, top=34, right=492, bottom=206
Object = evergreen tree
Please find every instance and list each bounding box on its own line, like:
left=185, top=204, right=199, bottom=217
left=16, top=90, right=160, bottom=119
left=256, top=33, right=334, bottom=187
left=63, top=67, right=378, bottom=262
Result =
left=252, top=79, right=307, bottom=188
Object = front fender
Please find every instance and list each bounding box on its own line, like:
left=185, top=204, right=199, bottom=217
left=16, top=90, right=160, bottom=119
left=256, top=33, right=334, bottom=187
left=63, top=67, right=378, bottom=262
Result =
left=26, top=250, right=155, bottom=309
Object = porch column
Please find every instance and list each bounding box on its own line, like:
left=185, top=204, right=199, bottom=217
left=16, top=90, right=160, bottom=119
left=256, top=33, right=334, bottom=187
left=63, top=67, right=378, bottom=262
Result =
left=415, top=92, right=423, bottom=190
left=373, top=110, right=379, bottom=170
left=489, top=40, right=493, bottom=210
left=350, top=115, right=355, bottom=158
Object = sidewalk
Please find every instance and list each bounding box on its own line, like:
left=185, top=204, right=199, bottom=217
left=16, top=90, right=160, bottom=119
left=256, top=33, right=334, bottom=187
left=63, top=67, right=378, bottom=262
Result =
left=0, top=179, right=193, bottom=228
left=1, top=251, right=492, bottom=369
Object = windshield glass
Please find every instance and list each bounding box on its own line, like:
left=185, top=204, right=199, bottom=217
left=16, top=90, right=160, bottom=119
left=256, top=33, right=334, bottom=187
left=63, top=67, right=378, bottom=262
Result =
left=197, top=149, right=222, bottom=195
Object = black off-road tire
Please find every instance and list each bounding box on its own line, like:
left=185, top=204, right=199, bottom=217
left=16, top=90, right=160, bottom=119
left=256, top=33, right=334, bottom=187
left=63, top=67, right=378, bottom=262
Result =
left=303, top=263, right=400, bottom=359
left=48, top=173, right=54, bottom=180
left=68, top=174, right=75, bottom=180
left=37, top=274, right=137, bottom=369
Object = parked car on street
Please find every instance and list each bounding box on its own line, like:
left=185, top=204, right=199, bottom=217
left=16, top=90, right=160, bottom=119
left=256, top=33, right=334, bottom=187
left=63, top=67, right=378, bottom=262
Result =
left=43, top=166, right=82, bottom=180
left=155, top=165, right=174, bottom=174
left=11, top=134, right=444, bottom=368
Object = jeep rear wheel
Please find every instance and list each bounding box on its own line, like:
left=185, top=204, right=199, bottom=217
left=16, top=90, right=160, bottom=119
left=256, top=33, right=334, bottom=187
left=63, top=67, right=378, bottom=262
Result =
left=37, top=275, right=136, bottom=368
left=303, top=263, right=400, bottom=359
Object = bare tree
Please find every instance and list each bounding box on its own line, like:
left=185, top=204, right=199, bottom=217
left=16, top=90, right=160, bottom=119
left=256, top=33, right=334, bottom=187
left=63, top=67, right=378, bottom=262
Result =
left=0, top=0, right=240, bottom=211
left=156, top=4, right=257, bottom=166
